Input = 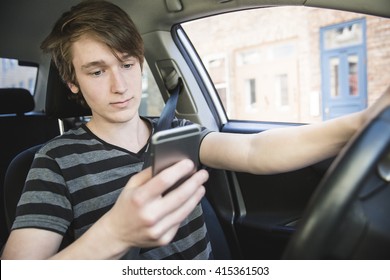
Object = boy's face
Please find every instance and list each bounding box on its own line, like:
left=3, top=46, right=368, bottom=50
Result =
left=69, top=34, right=143, bottom=125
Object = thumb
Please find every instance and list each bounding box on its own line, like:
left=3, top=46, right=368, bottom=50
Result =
left=127, top=166, right=153, bottom=189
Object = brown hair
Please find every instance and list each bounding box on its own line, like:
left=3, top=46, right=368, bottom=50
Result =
left=41, top=0, right=144, bottom=106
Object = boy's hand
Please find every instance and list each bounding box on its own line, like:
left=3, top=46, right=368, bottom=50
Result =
left=106, top=159, right=208, bottom=249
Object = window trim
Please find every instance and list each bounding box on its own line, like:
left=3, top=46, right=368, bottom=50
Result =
left=173, top=25, right=228, bottom=126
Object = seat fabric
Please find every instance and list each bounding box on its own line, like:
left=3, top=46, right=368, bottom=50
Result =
left=0, top=88, right=60, bottom=248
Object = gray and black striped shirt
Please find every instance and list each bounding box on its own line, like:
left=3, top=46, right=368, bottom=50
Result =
left=12, top=118, right=213, bottom=259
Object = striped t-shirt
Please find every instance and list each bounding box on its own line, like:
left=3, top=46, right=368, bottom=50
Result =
left=12, top=117, right=213, bottom=259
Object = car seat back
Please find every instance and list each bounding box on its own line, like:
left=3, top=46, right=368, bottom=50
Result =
left=0, top=88, right=60, bottom=248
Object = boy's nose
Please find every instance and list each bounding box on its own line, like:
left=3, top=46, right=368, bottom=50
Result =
left=111, top=71, right=127, bottom=94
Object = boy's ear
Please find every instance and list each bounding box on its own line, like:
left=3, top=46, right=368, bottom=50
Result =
left=67, top=82, right=79, bottom=94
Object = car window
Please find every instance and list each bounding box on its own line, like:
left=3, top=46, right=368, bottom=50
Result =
left=0, top=58, right=38, bottom=95
left=182, top=6, right=390, bottom=124
left=140, top=60, right=164, bottom=116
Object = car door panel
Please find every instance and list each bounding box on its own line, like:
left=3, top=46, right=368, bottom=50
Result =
left=215, top=121, right=334, bottom=259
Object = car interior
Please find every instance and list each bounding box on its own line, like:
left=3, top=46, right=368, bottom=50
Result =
left=1, top=0, right=390, bottom=259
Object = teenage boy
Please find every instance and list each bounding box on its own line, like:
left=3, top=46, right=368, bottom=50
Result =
left=2, top=0, right=389, bottom=259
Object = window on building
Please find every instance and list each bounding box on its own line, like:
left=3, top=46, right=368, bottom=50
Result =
left=237, top=50, right=260, bottom=66
left=329, top=57, right=340, bottom=98
left=245, top=78, right=257, bottom=109
left=324, top=21, right=363, bottom=50
left=275, top=74, right=289, bottom=108
left=348, top=55, right=359, bottom=96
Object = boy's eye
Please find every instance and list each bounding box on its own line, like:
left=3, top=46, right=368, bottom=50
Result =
left=123, top=63, right=132, bottom=69
left=91, top=70, right=102, bottom=76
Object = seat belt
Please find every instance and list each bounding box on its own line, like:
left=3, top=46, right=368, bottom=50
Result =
left=142, top=70, right=183, bottom=169
left=156, top=77, right=183, bottom=132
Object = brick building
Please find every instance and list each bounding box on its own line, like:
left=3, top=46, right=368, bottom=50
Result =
left=184, top=6, right=390, bottom=123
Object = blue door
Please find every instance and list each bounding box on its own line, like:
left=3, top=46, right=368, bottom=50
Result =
left=321, top=19, right=367, bottom=120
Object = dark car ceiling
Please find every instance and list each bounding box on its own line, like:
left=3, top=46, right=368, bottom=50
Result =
left=0, top=0, right=389, bottom=63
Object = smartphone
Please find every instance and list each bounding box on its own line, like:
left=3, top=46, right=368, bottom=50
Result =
left=150, top=123, right=202, bottom=195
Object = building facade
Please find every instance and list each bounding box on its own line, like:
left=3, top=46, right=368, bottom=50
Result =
left=184, top=6, right=390, bottom=123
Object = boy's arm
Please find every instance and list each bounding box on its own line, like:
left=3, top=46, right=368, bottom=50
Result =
left=200, top=111, right=362, bottom=174
left=200, top=86, right=390, bottom=175
left=1, top=218, right=134, bottom=260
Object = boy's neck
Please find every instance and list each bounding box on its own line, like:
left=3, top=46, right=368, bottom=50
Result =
left=86, top=115, right=151, bottom=153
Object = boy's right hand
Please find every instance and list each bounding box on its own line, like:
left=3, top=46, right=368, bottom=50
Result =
left=105, top=159, right=209, bottom=252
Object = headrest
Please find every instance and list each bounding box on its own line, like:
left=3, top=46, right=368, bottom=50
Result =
left=0, top=88, right=35, bottom=115
left=45, top=62, right=92, bottom=119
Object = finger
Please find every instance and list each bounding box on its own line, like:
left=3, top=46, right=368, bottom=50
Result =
left=143, top=159, right=197, bottom=198
left=123, top=159, right=198, bottom=208
left=119, top=167, right=153, bottom=210
left=148, top=185, right=206, bottom=245
left=127, top=166, right=152, bottom=189
left=147, top=169, right=209, bottom=222
left=163, top=169, right=208, bottom=204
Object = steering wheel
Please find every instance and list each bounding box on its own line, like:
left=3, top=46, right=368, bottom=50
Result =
left=283, top=107, right=390, bottom=259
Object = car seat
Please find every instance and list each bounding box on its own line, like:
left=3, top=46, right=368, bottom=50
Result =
left=0, top=87, right=60, bottom=249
